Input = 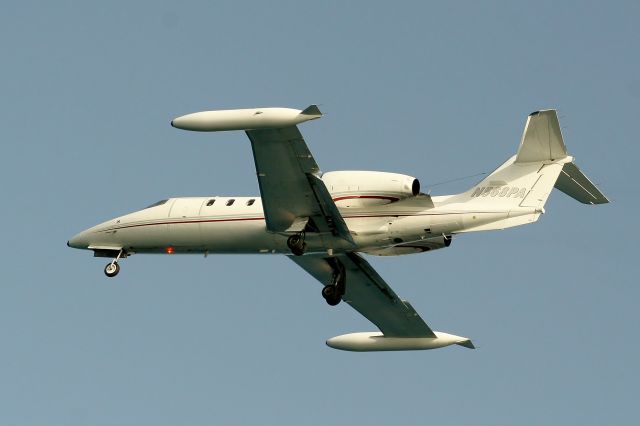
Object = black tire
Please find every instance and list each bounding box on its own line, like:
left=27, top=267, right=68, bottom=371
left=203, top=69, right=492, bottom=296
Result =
left=327, top=295, right=341, bottom=306
left=287, top=234, right=302, bottom=250
left=104, top=262, right=120, bottom=277
left=322, top=285, right=341, bottom=306
left=290, top=242, right=306, bottom=256
left=322, top=285, right=336, bottom=299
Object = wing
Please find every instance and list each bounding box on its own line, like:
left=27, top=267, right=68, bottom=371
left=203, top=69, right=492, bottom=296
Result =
left=290, top=252, right=436, bottom=337
left=245, top=110, right=351, bottom=242
left=171, top=104, right=352, bottom=242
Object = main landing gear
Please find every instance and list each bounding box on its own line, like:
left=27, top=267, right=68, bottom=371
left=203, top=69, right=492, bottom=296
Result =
left=104, top=249, right=124, bottom=278
left=287, top=232, right=306, bottom=256
left=322, top=257, right=346, bottom=306
left=285, top=232, right=345, bottom=305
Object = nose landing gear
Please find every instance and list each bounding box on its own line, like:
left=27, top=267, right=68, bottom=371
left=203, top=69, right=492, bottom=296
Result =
left=104, top=249, right=124, bottom=278
left=322, top=257, right=345, bottom=306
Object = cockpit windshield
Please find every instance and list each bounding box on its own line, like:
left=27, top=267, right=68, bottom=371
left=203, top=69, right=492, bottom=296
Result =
left=145, top=199, right=168, bottom=209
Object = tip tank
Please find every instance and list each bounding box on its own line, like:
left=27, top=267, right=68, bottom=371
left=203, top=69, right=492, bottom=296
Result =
left=326, top=331, right=475, bottom=352
left=171, top=105, right=322, bottom=132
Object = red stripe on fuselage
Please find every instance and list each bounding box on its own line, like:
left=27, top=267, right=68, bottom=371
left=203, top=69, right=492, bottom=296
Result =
left=101, top=211, right=495, bottom=233
left=105, top=217, right=265, bottom=232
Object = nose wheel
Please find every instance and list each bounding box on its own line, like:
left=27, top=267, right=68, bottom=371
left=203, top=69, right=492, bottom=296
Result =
left=104, top=262, right=120, bottom=277
left=287, top=233, right=306, bottom=256
left=104, top=249, right=124, bottom=278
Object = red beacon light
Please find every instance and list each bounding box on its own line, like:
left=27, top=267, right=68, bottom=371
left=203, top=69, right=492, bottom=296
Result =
left=165, top=246, right=174, bottom=254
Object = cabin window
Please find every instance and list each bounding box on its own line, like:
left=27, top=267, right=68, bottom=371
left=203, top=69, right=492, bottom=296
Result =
left=246, top=199, right=255, bottom=206
left=226, top=199, right=235, bottom=206
left=206, top=199, right=216, bottom=206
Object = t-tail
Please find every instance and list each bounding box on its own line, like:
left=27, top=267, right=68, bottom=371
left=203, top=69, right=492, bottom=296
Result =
left=446, top=110, right=608, bottom=233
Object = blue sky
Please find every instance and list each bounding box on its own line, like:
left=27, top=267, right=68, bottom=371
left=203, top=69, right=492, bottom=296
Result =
left=1, top=1, right=638, bottom=425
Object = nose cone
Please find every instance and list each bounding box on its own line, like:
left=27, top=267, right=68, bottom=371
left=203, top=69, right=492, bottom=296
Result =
left=67, top=230, right=90, bottom=249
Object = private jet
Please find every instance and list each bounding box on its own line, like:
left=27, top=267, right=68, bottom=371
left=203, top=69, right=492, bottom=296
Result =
left=68, top=106, right=608, bottom=351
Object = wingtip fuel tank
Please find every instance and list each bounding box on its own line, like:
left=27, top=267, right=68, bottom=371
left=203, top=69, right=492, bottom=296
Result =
left=171, top=105, right=322, bottom=132
left=326, top=331, right=475, bottom=352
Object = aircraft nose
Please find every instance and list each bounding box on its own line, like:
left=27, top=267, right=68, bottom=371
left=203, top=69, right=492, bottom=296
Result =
left=67, top=230, right=90, bottom=249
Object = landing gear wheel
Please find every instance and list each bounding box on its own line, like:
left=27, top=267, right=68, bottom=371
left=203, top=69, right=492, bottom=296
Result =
left=287, top=233, right=306, bottom=256
left=290, top=243, right=306, bottom=256
left=322, top=285, right=341, bottom=306
left=104, top=249, right=125, bottom=278
left=104, top=262, right=120, bottom=277
left=287, top=234, right=302, bottom=248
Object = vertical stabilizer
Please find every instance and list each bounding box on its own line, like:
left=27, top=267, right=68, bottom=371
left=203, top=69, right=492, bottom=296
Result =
left=515, top=110, right=568, bottom=163
left=452, top=110, right=570, bottom=208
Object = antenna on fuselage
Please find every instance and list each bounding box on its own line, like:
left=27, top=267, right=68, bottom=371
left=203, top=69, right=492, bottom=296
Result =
left=424, top=171, right=488, bottom=195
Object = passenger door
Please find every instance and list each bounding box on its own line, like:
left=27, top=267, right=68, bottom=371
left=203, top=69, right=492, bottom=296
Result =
left=168, top=198, right=204, bottom=247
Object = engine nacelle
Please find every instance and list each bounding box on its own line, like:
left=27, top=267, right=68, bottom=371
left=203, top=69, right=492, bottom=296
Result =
left=322, top=171, right=420, bottom=208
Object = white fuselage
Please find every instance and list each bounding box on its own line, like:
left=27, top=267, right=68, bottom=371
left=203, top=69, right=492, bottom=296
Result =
left=68, top=194, right=537, bottom=256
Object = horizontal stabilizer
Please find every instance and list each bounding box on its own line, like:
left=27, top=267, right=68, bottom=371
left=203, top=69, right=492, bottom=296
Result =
left=554, top=162, right=609, bottom=204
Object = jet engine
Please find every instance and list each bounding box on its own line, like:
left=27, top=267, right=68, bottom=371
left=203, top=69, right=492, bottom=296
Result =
left=322, top=171, right=420, bottom=208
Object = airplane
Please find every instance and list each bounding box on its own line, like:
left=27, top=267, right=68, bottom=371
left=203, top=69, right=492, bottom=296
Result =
left=68, top=105, right=608, bottom=351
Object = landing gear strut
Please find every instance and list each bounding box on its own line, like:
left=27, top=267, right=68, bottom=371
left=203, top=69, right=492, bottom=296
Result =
left=104, top=249, right=124, bottom=278
left=322, top=257, right=345, bottom=306
left=287, top=232, right=306, bottom=256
